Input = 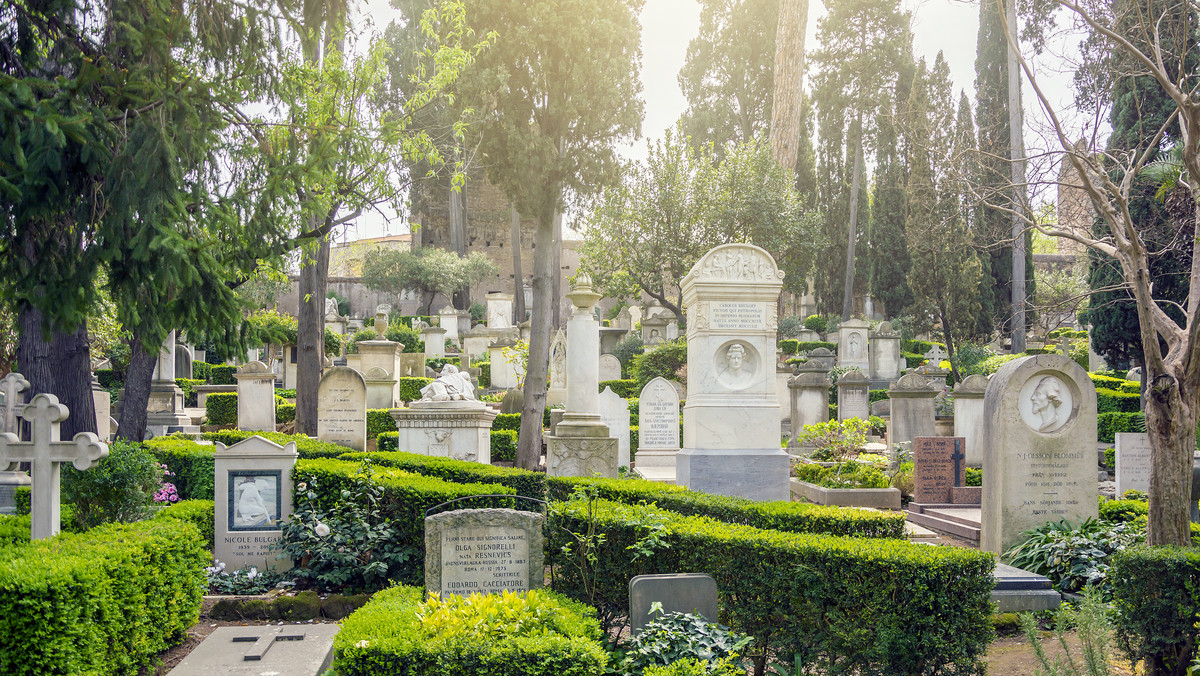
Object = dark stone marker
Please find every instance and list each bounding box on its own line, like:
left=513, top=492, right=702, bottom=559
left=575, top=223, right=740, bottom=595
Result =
left=913, top=436, right=966, bottom=504
left=629, top=573, right=718, bottom=634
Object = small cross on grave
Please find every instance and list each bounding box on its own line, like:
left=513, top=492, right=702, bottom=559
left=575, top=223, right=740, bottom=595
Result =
left=0, top=393, right=108, bottom=539
left=233, top=628, right=307, bottom=662
left=1059, top=337, right=1071, bottom=357
left=951, top=438, right=966, bottom=487
left=924, top=345, right=949, bottom=368
left=0, top=372, right=30, bottom=436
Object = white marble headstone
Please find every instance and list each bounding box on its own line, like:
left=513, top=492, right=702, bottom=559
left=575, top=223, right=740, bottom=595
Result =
left=1115, top=432, right=1152, bottom=495
left=598, top=387, right=631, bottom=468
left=598, top=354, right=622, bottom=382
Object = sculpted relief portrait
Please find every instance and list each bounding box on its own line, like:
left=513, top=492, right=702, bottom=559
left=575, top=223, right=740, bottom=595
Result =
left=1017, top=374, right=1074, bottom=434
left=715, top=342, right=757, bottom=391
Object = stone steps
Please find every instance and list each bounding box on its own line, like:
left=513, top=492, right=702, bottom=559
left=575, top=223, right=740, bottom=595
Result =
left=905, top=504, right=981, bottom=542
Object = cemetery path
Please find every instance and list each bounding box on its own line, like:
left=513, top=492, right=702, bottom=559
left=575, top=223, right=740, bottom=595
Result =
left=150, top=611, right=340, bottom=675
left=985, top=631, right=1137, bottom=675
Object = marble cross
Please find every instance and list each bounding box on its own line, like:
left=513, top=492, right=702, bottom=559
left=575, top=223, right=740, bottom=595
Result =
left=0, top=372, right=30, bottom=436
left=0, top=393, right=108, bottom=539
left=924, top=345, right=949, bottom=367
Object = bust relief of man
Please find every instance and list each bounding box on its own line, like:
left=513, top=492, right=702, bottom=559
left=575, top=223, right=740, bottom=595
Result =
left=717, top=344, right=754, bottom=390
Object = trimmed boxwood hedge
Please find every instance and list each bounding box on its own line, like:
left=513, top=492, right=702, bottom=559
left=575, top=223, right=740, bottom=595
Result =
left=493, top=413, right=521, bottom=431
left=367, top=409, right=398, bottom=439
left=599, top=379, right=638, bottom=398
left=1090, top=373, right=1141, bottom=394
left=210, top=365, right=236, bottom=385
left=156, top=499, right=216, bottom=549
left=397, top=377, right=433, bottom=404
left=1096, top=387, right=1141, bottom=414
left=339, top=450, right=545, bottom=504
left=276, top=403, right=296, bottom=424
left=548, top=499, right=993, bottom=673
left=294, top=459, right=515, bottom=583
left=490, top=429, right=518, bottom=461
left=144, top=438, right=217, bottom=500
left=0, top=518, right=208, bottom=675
left=205, top=392, right=238, bottom=426
left=332, top=586, right=607, bottom=676
left=546, top=476, right=905, bottom=539
left=202, top=431, right=349, bottom=458
left=1110, top=546, right=1200, bottom=675
left=1099, top=412, right=1145, bottom=443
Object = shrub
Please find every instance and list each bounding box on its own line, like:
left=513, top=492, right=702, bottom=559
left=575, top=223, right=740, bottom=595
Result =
left=634, top=341, right=687, bottom=388
left=367, top=409, right=398, bottom=439
left=777, top=315, right=804, bottom=340
left=156, top=499, right=215, bottom=549
left=397, top=377, right=433, bottom=403
left=276, top=388, right=297, bottom=399
left=95, top=368, right=121, bottom=390
left=901, top=351, right=924, bottom=370
left=202, top=430, right=350, bottom=458
left=791, top=460, right=890, bottom=489
left=210, top=365, right=236, bottom=385
left=0, top=515, right=31, bottom=547
left=143, top=438, right=217, bottom=500
left=13, top=486, right=29, bottom=515
left=293, top=459, right=515, bottom=584
left=549, top=499, right=993, bottom=673
left=385, top=324, right=423, bottom=353
left=964, top=353, right=1023, bottom=376
left=493, top=413, right=521, bottom=431
left=621, top=612, right=750, bottom=675
left=545, top=476, right=905, bottom=539
left=476, top=360, right=491, bottom=388
left=778, top=339, right=801, bottom=355
left=345, top=328, right=378, bottom=354
left=332, top=586, right=608, bottom=676
left=0, top=518, right=207, bottom=675
left=792, top=340, right=836, bottom=354
left=1110, top=546, right=1200, bottom=676
left=643, top=658, right=746, bottom=676
left=803, top=315, right=827, bottom=334
left=1098, top=412, right=1146, bottom=443
left=174, top=378, right=205, bottom=407
left=1096, top=387, right=1142, bottom=414
left=964, top=467, right=982, bottom=487
left=276, top=402, right=296, bottom=424
left=205, top=392, right=238, bottom=425
left=491, top=430, right=518, bottom=461
left=599, top=379, right=639, bottom=398
left=61, top=441, right=163, bottom=531
left=192, top=361, right=213, bottom=383
left=376, top=431, right=399, bottom=452
left=1002, top=518, right=1144, bottom=596
left=612, top=335, right=645, bottom=376
left=339, top=451, right=546, bottom=504
left=1099, top=499, right=1149, bottom=524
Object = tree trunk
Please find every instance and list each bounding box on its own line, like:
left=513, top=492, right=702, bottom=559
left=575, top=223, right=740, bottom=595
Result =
left=1006, top=0, right=1027, bottom=354
left=769, top=0, right=809, bottom=170
left=295, top=233, right=330, bottom=435
left=551, top=205, right=563, bottom=329
left=1143, top=371, right=1195, bottom=548
left=511, top=204, right=526, bottom=322
left=450, top=178, right=469, bottom=310
left=116, top=338, right=157, bottom=442
left=939, top=305, right=961, bottom=383
left=16, top=305, right=96, bottom=438
left=841, top=120, right=864, bottom=319
left=516, top=203, right=555, bottom=469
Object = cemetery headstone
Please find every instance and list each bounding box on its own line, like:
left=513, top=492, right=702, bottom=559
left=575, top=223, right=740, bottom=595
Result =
left=628, top=573, right=718, bottom=634
left=836, top=370, right=870, bottom=421
left=166, top=625, right=339, bottom=676
left=486, top=292, right=514, bottom=329
left=213, top=435, right=297, bottom=572
left=788, top=356, right=832, bottom=447
left=422, top=325, right=448, bottom=359
left=0, top=373, right=31, bottom=514
left=234, top=361, right=276, bottom=432
left=439, top=306, right=460, bottom=345
left=424, top=508, right=545, bottom=596
left=635, top=377, right=681, bottom=469
left=912, top=437, right=967, bottom=504
left=547, top=329, right=567, bottom=407
left=837, top=318, right=870, bottom=372
left=598, top=354, right=622, bottom=382
left=175, top=344, right=194, bottom=380
left=317, top=367, right=367, bottom=452
left=500, top=388, right=524, bottom=415
left=392, top=365, right=495, bottom=461
left=0, top=393, right=108, bottom=538
left=868, top=321, right=902, bottom=381
left=462, top=325, right=492, bottom=358
left=888, top=372, right=939, bottom=446
left=598, top=386, right=631, bottom=468
left=489, top=339, right=518, bottom=390
left=1115, top=432, right=1152, bottom=495
left=641, top=315, right=670, bottom=346
left=677, top=243, right=789, bottom=501
left=982, top=355, right=1098, bottom=554
left=953, top=374, right=989, bottom=466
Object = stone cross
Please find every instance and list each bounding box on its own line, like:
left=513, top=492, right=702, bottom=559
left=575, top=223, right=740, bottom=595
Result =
left=924, top=345, right=949, bottom=367
left=233, top=628, right=307, bottom=661
left=951, top=438, right=966, bottom=487
left=0, top=372, right=30, bottom=436
left=0, top=393, right=108, bottom=539
left=1059, top=337, right=1071, bottom=357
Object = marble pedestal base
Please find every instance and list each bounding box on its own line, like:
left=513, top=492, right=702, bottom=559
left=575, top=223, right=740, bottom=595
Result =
left=676, top=448, right=790, bottom=501
left=146, top=381, right=193, bottom=437
left=634, top=449, right=678, bottom=468
left=547, top=413, right=618, bottom=478
left=389, top=401, right=497, bottom=463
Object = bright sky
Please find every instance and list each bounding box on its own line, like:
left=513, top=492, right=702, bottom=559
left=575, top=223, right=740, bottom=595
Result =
left=347, top=0, right=1084, bottom=240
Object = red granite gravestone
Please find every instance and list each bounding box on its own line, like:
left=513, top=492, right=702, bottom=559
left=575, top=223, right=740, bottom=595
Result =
left=913, top=436, right=966, bottom=504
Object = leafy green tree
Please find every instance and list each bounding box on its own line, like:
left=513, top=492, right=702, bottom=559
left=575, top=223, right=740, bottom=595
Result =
left=456, top=0, right=643, bottom=468
left=361, top=247, right=498, bottom=314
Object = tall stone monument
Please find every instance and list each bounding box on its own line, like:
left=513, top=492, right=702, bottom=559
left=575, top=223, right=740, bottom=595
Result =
left=486, top=292, right=514, bottom=330
left=317, top=367, right=368, bottom=452
left=838, top=318, right=870, bottom=372
left=439, top=306, right=461, bottom=345
left=147, top=329, right=192, bottom=435
left=391, top=365, right=497, bottom=463
left=547, top=275, right=619, bottom=478
left=676, top=244, right=789, bottom=501
left=981, top=355, right=1098, bottom=554
left=357, top=321, right=400, bottom=408
left=953, top=374, right=989, bottom=466
left=234, top=361, right=276, bottom=432
left=547, top=329, right=567, bottom=407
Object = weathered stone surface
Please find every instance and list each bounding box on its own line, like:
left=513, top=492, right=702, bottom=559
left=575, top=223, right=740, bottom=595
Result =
left=598, top=387, right=631, bottom=468
left=547, top=436, right=619, bottom=478
left=981, top=355, right=1097, bottom=554
left=234, top=362, right=275, bottom=432
left=837, top=318, right=870, bottom=372
left=317, top=367, right=367, bottom=452
left=953, top=375, right=989, bottom=467
left=390, top=401, right=497, bottom=463
left=598, top=354, right=622, bottom=382
left=166, top=624, right=339, bottom=676
left=547, top=329, right=567, bottom=407
left=629, top=574, right=718, bottom=634
left=788, top=356, right=831, bottom=447
left=888, top=372, right=939, bottom=447
left=1115, top=432, right=1151, bottom=495
left=868, top=322, right=901, bottom=381
left=836, top=370, right=870, bottom=421
left=213, top=435, right=297, bottom=572
left=424, top=508, right=544, bottom=596
left=913, top=436, right=967, bottom=504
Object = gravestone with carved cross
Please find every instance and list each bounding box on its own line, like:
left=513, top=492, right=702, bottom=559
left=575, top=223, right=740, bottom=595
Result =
left=0, top=372, right=32, bottom=514
left=0, top=393, right=108, bottom=538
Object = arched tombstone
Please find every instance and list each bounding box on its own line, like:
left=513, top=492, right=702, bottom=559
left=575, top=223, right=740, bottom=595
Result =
left=981, top=355, right=1098, bottom=554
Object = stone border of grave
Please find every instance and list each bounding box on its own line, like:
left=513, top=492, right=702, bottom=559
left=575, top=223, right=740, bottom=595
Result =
left=788, top=478, right=902, bottom=510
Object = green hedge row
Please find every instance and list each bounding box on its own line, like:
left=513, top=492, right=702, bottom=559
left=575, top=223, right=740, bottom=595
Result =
left=901, top=351, right=925, bottom=370
left=546, top=476, right=905, bottom=539
left=397, top=377, right=433, bottom=404
left=205, top=392, right=238, bottom=426
left=477, top=361, right=491, bottom=388
left=277, top=403, right=296, bottom=424
left=1090, top=373, right=1141, bottom=394
left=367, top=409, right=398, bottom=439
left=144, top=438, right=217, bottom=501
left=192, top=361, right=212, bottom=383
left=175, top=378, right=205, bottom=407
left=0, top=515, right=31, bottom=547
left=95, top=368, right=121, bottom=390
left=599, top=379, right=639, bottom=398
left=778, top=339, right=838, bottom=354
left=1110, top=547, right=1200, bottom=674
left=549, top=499, right=993, bottom=673
left=0, top=518, right=208, bottom=675
left=155, top=499, right=215, bottom=549
left=490, top=429, right=518, bottom=461
left=1099, top=412, right=1145, bottom=443
left=339, top=450, right=545, bottom=504
left=332, top=586, right=607, bottom=676
left=294, top=459, right=515, bottom=584
left=1096, top=387, right=1141, bottom=414
left=210, top=365, right=236, bottom=385
left=493, top=413, right=520, bottom=431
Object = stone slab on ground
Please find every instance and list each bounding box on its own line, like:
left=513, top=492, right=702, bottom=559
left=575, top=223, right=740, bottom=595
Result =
left=633, top=464, right=677, bottom=485
left=166, top=623, right=339, bottom=675
left=992, top=563, right=1061, bottom=613
left=905, top=505, right=981, bottom=543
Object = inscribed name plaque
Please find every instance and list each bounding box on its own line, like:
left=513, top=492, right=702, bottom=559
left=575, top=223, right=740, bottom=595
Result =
left=317, top=367, right=367, bottom=452
left=214, top=435, right=297, bottom=572
left=425, top=508, right=545, bottom=596
left=639, top=377, right=680, bottom=450
left=913, top=437, right=966, bottom=504
left=1115, top=432, right=1152, bottom=495
left=707, top=301, right=767, bottom=331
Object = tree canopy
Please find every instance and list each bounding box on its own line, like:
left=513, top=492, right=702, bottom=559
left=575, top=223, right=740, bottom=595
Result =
left=361, top=247, right=498, bottom=314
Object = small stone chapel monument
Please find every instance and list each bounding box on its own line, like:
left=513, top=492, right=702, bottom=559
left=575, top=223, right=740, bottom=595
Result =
left=676, top=243, right=789, bottom=501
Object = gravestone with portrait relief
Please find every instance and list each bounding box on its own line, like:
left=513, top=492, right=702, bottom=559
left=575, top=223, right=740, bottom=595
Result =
left=837, top=318, right=870, bottom=372
left=981, top=355, right=1097, bottom=554
left=214, top=435, right=298, bottom=572
left=676, top=244, right=788, bottom=501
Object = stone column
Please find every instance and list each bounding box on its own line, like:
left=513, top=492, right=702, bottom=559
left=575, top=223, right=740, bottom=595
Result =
left=953, top=374, right=988, bottom=466
left=146, top=330, right=191, bottom=435
left=788, top=349, right=833, bottom=448
left=548, top=275, right=618, bottom=477
left=888, top=372, right=940, bottom=448
left=358, top=340, right=399, bottom=408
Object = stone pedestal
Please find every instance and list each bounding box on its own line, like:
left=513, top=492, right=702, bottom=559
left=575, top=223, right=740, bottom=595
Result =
left=147, top=330, right=192, bottom=435
left=462, top=326, right=492, bottom=358
left=234, top=361, right=276, bottom=432
left=788, top=356, right=831, bottom=447
left=282, top=345, right=298, bottom=390
left=953, top=375, right=988, bottom=466
left=869, top=321, right=902, bottom=381
left=364, top=367, right=397, bottom=410
left=548, top=275, right=619, bottom=478
left=981, top=355, right=1097, bottom=554
left=422, top=326, right=447, bottom=359
left=390, top=401, right=498, bottom=463
left=676, top=244, right=789, bottom=501
left=489, top=339, right=519, bottom=390
left=439, top=307, right=461, bottom=345
left=599, top=326, right=628, bottom=355
left=358, top=340, right=399, bottom=405
left=838, top=318, right=870, bottom=372
left=888, top=373, right=939, bottom=447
